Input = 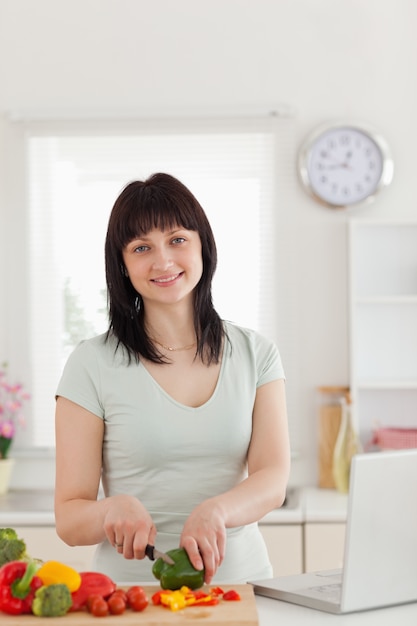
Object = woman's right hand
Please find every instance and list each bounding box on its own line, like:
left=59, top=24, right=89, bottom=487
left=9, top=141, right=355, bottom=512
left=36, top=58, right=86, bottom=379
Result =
left=103, top=494, right=156, bottom=560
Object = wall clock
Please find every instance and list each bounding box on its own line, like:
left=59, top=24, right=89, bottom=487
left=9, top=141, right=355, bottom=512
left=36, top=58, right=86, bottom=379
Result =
left=298, top=123, right=394, bottom=208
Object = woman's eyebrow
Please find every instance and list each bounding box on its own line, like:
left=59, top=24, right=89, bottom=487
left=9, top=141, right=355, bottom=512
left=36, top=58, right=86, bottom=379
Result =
left=129, top=229, right=182, bottom=243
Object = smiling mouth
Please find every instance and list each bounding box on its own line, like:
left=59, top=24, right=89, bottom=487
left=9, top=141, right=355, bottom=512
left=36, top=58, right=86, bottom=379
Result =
left=152, top=272, right=183, bottom=284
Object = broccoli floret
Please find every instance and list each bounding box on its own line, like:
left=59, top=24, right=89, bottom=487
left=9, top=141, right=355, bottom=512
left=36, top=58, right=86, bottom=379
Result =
left=0, top=527, right=19, bottom=541
left=32, top=584, right=73, bottom=617
left=0, top=528, right=27, bottom=567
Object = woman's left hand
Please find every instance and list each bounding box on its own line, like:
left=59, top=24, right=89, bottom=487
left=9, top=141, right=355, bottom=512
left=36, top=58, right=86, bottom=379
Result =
left=180, top=499, right=227, bottom=584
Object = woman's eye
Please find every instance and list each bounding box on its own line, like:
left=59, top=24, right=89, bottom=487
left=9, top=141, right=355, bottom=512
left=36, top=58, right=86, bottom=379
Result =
left=134, top=245, right=149, bottom=253
left=171, top=237, right=186, bottom=245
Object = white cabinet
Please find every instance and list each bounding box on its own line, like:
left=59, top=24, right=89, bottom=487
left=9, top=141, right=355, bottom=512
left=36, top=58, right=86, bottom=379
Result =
left=14, top=526, right=97, bottom=571
left=349, top=220, right=417, bottom=447
left=303, top=522, right=346, bottom=572
left=259, top=524, right=303, bottom=576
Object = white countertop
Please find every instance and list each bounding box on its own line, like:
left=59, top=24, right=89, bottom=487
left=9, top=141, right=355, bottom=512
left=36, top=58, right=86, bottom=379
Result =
left=0, top=486, right=349, bottom=527
left=0, top=488, right=56, bottom=525
left=260, top=486, right=348, bottom=525
left=256, top=595, right=417, bottom=625
left=302, top=486, right=349, bottom=522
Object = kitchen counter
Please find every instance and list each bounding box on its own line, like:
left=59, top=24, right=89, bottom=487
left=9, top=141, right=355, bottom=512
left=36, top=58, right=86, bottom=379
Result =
left=261, top=486, right=348, bottom=524
left=256, top=595, right=417, bottom=625
left=260, top=487, right=304, bottom=524
left=0, top=486, right=348, bottom=526
left=302, top=486, right=349, bottom=522
left=0, top=487, right=304, bottom=527
left=0, top=488, right=56, bottom=525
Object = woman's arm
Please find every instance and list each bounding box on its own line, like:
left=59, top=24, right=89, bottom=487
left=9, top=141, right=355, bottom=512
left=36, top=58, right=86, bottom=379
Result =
left=54, top=397, right=156, bottom=559
left=180, top=379, right=290, bottom=581
left=218, top=378, right=290, bottom=523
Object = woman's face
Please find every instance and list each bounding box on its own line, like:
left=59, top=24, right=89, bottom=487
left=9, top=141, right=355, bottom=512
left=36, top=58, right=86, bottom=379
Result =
left=122, top=227, right=203, bottom=307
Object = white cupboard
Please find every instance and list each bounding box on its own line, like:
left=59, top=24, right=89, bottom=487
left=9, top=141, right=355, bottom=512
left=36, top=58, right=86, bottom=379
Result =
left=303, top=522, right=346, bottom=572
left=260, top=524, right=303, bottom=576
left=349, top=220, right=417, bottom=447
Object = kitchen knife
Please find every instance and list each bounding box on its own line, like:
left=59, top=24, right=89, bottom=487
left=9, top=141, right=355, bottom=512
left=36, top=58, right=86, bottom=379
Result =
left=145, top=544, right=175, bottom=565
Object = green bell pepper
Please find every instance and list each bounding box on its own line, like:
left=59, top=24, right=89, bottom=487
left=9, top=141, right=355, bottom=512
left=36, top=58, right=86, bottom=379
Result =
left=152, top=548, right=204, bottom=590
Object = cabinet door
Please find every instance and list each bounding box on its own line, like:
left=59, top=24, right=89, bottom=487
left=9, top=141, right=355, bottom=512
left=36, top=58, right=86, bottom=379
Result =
left=304, top=522, right=345, bottom=572
left=14, top=526, right=97, bottom=571
left=260, top=524, right=303, bottom=576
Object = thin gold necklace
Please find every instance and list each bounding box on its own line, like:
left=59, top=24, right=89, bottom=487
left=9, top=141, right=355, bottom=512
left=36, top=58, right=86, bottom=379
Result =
left=151, top=338, right=197, bottom=352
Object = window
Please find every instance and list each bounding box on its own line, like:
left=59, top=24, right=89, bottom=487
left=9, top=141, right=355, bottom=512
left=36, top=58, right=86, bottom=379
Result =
left=7, top=115, right=294, bottom=450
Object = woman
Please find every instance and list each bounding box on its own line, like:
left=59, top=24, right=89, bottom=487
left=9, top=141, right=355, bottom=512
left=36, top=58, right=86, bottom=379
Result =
left=54, top=172, right=290, bottom=585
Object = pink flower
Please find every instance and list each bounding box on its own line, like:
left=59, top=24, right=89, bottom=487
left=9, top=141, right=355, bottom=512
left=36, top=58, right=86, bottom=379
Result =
left=0, top=364, right=30, bottom=456
left=0, top=420, right=15, bottom=439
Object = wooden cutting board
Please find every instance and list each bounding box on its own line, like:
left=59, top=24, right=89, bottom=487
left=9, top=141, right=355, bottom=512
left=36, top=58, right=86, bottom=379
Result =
left=0, top=584, right=259, bottom=625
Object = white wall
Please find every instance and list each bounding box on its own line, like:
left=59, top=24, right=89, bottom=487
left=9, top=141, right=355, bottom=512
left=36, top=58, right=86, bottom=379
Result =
left=1, top=0, right=416, bottom=486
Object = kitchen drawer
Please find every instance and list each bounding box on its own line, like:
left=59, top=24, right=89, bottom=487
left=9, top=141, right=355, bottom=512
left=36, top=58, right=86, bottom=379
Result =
left=260, top=524, right=303, bottom=576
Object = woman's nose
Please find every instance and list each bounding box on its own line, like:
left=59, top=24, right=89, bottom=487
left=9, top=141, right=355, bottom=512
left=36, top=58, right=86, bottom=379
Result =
left=152, top=246, right=173, bottom=270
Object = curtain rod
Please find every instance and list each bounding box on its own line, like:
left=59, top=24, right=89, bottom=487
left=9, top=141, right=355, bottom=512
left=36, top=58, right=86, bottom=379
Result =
left=8, top=104, right=297, bottom=122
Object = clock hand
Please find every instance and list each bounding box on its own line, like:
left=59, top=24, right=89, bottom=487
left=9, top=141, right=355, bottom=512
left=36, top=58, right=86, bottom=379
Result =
left=325, top=162, right=352, bottom=170
left=321, top=150, right=353, bottom=170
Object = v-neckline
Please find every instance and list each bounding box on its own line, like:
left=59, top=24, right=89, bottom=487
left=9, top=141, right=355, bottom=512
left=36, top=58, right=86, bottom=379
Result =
left=140, top=348, right=226, bottom=410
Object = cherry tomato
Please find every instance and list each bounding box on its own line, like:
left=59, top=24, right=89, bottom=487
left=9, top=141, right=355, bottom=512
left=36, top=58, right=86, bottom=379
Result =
left=89, top=597, right=109, bottom=617
left=126, top=585, right=149, bottom=612
left=110, top=588, right=128, bottom=603
left=107, top=594, right=126, bottom=615
left=86, top=594, right=104, bottom=611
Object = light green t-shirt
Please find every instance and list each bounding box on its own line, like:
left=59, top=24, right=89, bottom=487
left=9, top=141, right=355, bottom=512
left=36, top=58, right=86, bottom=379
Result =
left=56, top=321, right=285, bottom=584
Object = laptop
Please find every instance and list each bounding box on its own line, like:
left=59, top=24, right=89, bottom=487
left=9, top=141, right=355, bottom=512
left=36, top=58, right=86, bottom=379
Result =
left=250, top=448, right=417, bottom=614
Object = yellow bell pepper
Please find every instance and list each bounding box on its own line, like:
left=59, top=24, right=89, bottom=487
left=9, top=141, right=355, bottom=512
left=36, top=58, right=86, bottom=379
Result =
left=36, top=560, right=81, bottom=592
left=154, top=586, right=219, bottom=611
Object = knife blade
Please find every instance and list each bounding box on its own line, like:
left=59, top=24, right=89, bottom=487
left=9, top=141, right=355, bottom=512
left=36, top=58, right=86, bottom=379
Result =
left=145, top=544, right=175, bottom=565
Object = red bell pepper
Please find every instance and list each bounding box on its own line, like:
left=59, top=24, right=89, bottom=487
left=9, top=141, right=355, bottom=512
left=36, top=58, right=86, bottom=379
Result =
left=0, top=560, right=43, bottom=615
left=223, top=589, right=241, bottom=601
left=70, top=571, right=116, bottom=611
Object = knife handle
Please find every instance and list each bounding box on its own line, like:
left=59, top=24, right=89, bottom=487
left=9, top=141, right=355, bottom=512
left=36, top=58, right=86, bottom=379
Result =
left=145, top=544, right=155, bottom=560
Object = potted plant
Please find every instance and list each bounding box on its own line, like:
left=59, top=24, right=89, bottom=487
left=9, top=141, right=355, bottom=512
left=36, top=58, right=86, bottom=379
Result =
left=0, top=363, right=30, bottom=494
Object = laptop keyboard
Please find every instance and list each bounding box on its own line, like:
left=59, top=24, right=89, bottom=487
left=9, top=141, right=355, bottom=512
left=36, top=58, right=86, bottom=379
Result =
left=299, top=582, right=342, bottom=604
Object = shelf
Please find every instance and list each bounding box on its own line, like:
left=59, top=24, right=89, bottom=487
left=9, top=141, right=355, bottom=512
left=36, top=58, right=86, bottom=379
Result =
left=356, top=381, right=417, bottom=390
left=354, top=296, right=417, bottom=304
left=349, top=220, right=417, bottom=441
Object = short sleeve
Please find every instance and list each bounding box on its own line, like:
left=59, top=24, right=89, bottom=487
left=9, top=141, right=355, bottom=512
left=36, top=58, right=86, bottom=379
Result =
left=254, top=332, right=285, bottom=388
left=56, top=338, right=104, bottom=418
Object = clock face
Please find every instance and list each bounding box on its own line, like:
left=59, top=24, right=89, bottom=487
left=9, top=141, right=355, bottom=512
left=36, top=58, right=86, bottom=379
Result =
left=299, top=125, right=392, bottom=207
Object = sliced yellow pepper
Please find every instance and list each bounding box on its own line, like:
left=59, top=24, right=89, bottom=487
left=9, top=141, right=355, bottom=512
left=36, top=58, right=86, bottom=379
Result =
left=36, top=560, right=81, bottom=592
left=155, top=586, right=218, bottom=611
left=160, top=590, right=187, bottom=611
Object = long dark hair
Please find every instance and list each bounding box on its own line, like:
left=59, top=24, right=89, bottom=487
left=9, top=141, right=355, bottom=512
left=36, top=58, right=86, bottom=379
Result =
left=105, top=173, right=224, bottom=364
